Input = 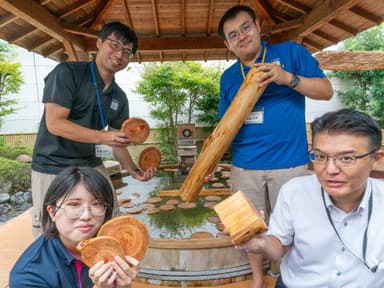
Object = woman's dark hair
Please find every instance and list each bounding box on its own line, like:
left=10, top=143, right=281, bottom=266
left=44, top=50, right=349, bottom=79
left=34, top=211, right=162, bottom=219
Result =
left=41, top=167, right=115, bottom=238
left=218, top=5, right=257, bottom=39
left=311, top=108, right=382, bottom=152
left=98, top=22, right=139, bottom=54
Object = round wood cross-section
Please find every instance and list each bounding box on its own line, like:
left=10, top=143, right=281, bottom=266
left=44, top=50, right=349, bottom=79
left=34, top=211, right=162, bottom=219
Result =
left=120, top=117, right=150, bottom=144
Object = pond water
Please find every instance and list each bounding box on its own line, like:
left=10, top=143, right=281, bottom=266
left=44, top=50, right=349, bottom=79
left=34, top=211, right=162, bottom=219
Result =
left=112, top=169, right=230, bottom=240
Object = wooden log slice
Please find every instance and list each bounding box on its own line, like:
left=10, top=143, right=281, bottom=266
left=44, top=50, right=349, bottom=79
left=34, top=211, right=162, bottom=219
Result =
left=203, top=202, right=217, bottom=209
left=166, top=199, right=180, bottom=205
left=77, top=236, right=125, bottom=267
left=144, top=208, right=160, bottom=214
left=125, top=207, right=143, bottom=214
left=97, top=215, right=150, bottom=260
left=216, top=223, right=225, bottom=232
left=120, top=117, right=150, bottom=144
left=121, top=202, right=135, bottom=208
left=138, top=147, right=162, bottom=170
left=190, top=231, right=214, bottom=239
left=205, top=195, right=221, bottom=202
left=207, top=216, right=221, bottom=224
left=142, top=203, right=155, bottom=210
left=178, top=202, right=196, bottom=209
left=159, top=204, right=175, bottom=211
left=118, top=198, right=131, bottom=205
left=211, top=182, right=225, bottom=188
left=145, top=197, right=163, bottom=204
left=130, top=193, right=141, bottom=199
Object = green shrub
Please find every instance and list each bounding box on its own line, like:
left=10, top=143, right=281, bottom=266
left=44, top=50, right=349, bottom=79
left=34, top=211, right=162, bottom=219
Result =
left=0, top=156, right=31, bottom=195
left=0, top=145, right=32, bottom=160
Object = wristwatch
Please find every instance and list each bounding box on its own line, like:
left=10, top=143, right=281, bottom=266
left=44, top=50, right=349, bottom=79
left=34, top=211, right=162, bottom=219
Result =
left=290, top=73, right=300, bottom=89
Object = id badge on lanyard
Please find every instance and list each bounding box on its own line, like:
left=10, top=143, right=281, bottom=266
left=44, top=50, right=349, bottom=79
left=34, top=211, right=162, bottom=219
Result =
left=90, top=61, right=114, bottom=158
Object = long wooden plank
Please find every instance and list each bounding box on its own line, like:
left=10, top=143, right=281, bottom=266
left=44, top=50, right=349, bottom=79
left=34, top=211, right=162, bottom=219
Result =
left=179, top=67, right=267, bottom=202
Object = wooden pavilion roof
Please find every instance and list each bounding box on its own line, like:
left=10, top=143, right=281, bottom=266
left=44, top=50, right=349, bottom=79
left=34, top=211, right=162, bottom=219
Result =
left=0, top=0, right=383, bottom=64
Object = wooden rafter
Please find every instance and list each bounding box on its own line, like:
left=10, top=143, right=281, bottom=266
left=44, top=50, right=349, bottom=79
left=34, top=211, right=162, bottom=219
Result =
left=63, top=39, right=78, bottom=61
left=91, top=0, right=117, bottom=29
left=207, top=0, right=214, bottom=35
left=57, top=0, right=94, bottom=20
left=276, top=0, right=363, bottom=42
left=121, top=0, right=133, bottom=29
left=151, top=0, right=160, bottom=36
left=180, top=0, right=185, bottom=36
left=277, top=0, right=311, bottom=14
left=0, top=0, right=86, bottom=50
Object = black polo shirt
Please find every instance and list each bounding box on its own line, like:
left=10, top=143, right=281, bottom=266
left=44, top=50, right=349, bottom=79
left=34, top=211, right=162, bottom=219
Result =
left=32, top=61, right=129, bottom=174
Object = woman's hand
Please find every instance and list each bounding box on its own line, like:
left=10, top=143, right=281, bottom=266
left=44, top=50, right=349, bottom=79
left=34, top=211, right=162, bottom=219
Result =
left=89, top=256, right=140, bottom=288
left=113, top=256, right=140, bottom=287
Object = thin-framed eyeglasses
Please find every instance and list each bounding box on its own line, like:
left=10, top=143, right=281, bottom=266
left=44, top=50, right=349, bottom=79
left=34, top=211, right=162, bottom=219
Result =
left=56, top=202, right=108, bottom=219
left=106, top=38, right=134, bottom=59
left=308, top=149, right=377, bottom=167
left=226, top=21, right=255, bottom=43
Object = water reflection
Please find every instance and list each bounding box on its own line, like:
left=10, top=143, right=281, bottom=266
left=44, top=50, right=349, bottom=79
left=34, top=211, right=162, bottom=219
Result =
left=114, top=170, right=229, bottom=240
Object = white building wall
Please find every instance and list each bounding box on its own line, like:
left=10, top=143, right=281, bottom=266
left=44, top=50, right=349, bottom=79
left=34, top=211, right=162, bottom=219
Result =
left=0, top=47, right=345, bottom=133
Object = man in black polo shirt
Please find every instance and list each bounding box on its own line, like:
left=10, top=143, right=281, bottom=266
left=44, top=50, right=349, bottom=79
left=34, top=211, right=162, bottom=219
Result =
left=31, top=22, right=156, bottom=237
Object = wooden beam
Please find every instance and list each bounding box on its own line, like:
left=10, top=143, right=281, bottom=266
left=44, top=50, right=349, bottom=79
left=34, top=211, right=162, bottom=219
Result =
left=62, top=23, right=98, bottom=38
left=207, top=0, right=214, bottom=35
left=180, top=0, right=185, bottom=36
left=312, top=30, right=339, bottom=45
left=277, top=0, right=311, bottom=14
left=57, top=0, right=94, bottom=20
left=276, top=0, right=363, bottom=42
left=265, top=17, right=303, bottom=36
left=121, top=0, right=133, bottom=29
left=151, top=0, right=160, bottom=36
left=249, top=0, right=276, bottom=25
left=328, top=19, right=357, bottom=35
left=86, top=35, right=226, bottom=52
left=0, top=0, right=86, bottom=51
left=63, top=39, right=78, bottom=61
left=8, top=26, right=36, bottom=44
left=91, top=0, right=117, bottom=30
left=349, top=6, right=383, bottom=25
left=0, top=13, right=17, bottom=28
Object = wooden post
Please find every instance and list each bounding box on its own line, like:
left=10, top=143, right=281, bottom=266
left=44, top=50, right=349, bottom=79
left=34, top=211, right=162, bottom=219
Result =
left=180, top=67, right=267, bottom=202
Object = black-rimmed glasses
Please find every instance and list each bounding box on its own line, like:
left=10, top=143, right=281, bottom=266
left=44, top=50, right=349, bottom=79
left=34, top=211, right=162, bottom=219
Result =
left=308, top=149, right=376, bottom=167
left=106, top=38, right=134, bottom=59
left=226, top=21, right=255, bottom=43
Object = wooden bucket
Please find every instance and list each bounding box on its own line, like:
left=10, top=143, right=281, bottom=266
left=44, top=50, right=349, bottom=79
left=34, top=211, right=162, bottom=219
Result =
left=137, top=237, right=252, bottom=286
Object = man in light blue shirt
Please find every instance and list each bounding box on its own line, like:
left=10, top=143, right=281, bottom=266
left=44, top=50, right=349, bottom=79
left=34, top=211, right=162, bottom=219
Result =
left=237, top=109, right=384, bottom=288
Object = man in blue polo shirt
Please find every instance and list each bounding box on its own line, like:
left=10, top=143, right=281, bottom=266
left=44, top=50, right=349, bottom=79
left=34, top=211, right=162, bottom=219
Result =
left=218, top=5, right=333, bottom=288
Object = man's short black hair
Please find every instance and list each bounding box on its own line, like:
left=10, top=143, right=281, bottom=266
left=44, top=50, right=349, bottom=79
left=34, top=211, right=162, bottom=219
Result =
left=98, top=22, right=138, bottom=54
left=218, top=5, right=257, bottom=39
left=311, top=108, right=382, bottom=152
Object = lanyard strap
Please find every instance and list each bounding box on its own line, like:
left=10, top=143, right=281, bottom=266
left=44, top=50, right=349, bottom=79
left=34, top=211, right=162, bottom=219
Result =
left=240, top=46, right=267, bottom=80
left=90, top=61, right=112, bottom=130
left=321, top=185, right=373, bottom=269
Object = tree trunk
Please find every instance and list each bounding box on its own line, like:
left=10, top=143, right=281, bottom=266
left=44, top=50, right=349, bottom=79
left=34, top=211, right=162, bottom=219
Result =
left=180, top=67, right=266, bottom=202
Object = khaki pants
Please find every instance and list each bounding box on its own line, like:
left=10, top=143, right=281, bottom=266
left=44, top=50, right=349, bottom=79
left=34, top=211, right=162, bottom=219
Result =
left=230, top=165, right=308, bottom=220
left=31, top=165, right=118, bottom=238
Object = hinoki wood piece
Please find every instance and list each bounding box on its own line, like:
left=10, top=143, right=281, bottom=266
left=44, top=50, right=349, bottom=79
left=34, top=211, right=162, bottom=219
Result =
left=180, top=67, right=267, bottom=202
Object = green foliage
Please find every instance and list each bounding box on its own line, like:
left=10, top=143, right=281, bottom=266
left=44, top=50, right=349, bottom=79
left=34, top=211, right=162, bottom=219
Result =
left=329, top=24, right=384, bottom=126
left=135, top=62, right=222, bottom=159
left=0, top=41, right=24, bottom=127
left=0, top=157, right=31, bottom=194
left=0, top=145, right=32, bottom=159
left=0, top=145, right=32, bottom=194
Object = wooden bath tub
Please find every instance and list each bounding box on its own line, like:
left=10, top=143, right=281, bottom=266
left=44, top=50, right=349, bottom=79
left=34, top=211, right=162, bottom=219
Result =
left=137, top=237, right=251, bottom=287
